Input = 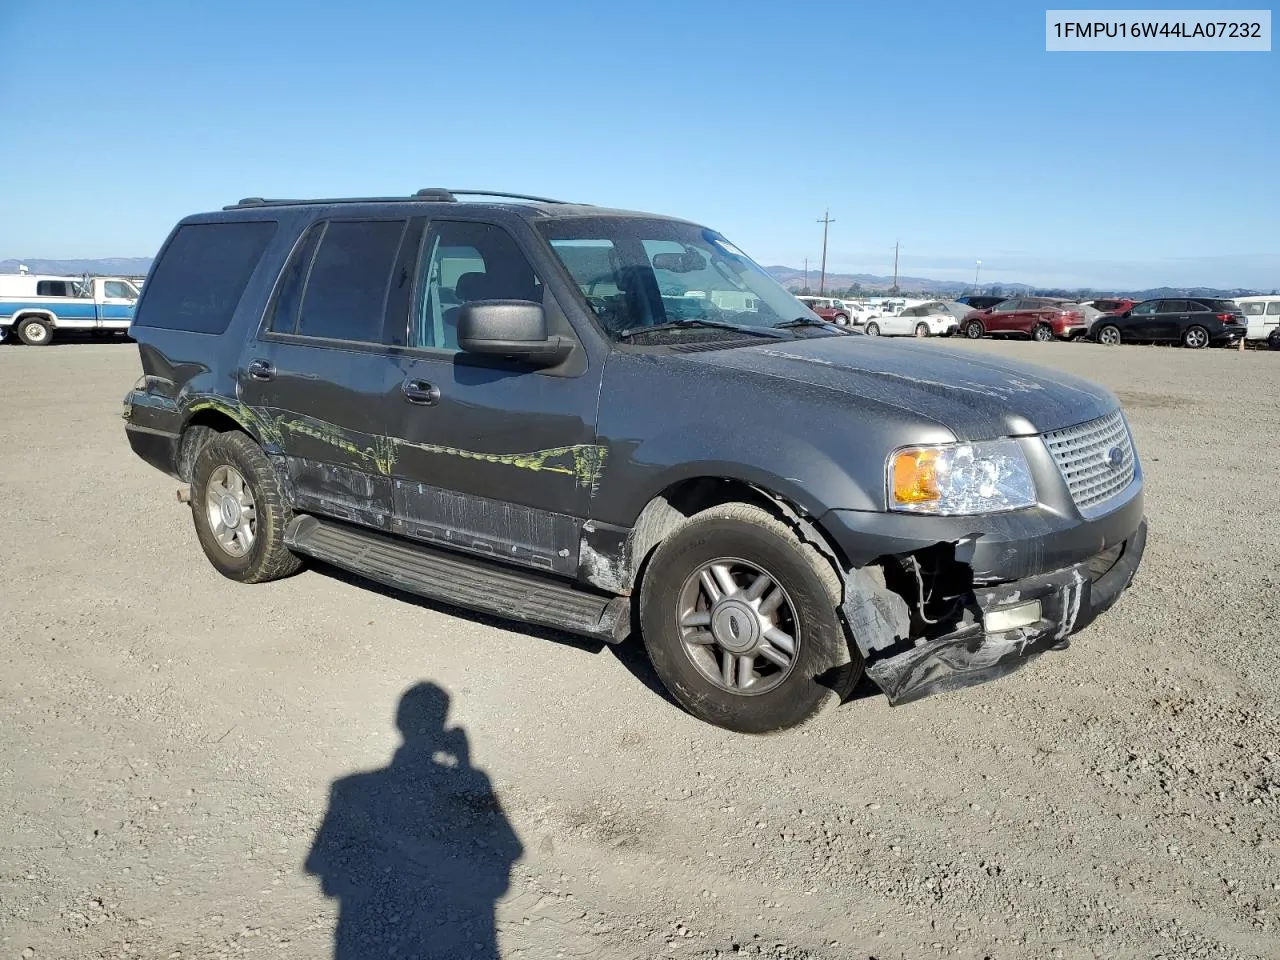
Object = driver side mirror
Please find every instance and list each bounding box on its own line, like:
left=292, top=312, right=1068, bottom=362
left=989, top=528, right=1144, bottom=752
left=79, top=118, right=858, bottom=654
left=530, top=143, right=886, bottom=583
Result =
left=456, top=300, right=572, bottom=366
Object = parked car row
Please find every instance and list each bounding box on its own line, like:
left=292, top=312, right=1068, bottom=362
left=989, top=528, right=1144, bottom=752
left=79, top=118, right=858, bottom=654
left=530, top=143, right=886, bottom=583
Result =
left=949, top=293, right=1275, bottom=351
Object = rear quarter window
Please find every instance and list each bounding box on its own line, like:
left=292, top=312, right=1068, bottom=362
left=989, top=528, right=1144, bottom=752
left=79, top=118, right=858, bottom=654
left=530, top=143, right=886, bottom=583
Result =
left=134, top=221, right=277, bottom=334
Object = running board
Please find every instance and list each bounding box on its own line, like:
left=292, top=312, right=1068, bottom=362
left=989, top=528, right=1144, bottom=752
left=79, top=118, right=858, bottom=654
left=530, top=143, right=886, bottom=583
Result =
left=284, top=515, right=629, bottom=642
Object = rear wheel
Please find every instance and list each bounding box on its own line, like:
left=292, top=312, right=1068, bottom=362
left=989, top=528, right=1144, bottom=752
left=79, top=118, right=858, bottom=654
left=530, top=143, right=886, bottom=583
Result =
left=834, top=313, right=849, bottom=326
left=1097, top=324, right=1121, bottom=345
left=1032, top=323, right=1054, bottom=342
left=964, top=320, right=985, bottom=339
left=864, top=322, right=880, bottom=336
left=1182, top=325, right=1209, bottom=349
left=914, top=322, right=929, bottom=338
left=16, top=317, right=52, bottom=346
left=639, top=503, right=862, bottom=733
left=189, top=431, right=303, bottom=583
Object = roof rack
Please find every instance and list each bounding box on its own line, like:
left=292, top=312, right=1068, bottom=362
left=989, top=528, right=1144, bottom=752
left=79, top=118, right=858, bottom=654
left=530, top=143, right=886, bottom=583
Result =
left=224, top=188, right=577, bottom=211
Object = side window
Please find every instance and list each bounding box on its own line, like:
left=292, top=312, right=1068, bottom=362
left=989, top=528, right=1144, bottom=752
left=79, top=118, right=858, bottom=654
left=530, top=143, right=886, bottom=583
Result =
left=1240, top=302, right=1266, bottom=316
left=993, top=300, right=1017, bottom=313
left=1267, top=301, right=1280, bottom=315
left=266, top=223, right=324, bottom=334
left=295, top=219, right=407, bottom=343
left=413, top=221, right=543, bottom=351
left=1159, top=300, right=1188, bottom=313
left=133, top=221, right=278, bottom=335
left=103, top=280, right=136, bottom=299
left=36, top=280, right=69, bottom=297
left=1130, top=302, right=1158, bottom=316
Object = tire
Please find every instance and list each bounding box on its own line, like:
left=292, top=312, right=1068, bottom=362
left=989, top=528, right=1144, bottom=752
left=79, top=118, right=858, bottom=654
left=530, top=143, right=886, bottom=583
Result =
left=16, top=317, right=52, bottom=346
left=964, top=320, right=984, bottom=339
left=864, top=322, right=880, bottom=336
left=1182, top=325, right=1209, bottom=349
left=189, top=431, right=303, bottom=583
left=1032, top=323, right=1054, bottom=342
left=834, top=314, right=849, bottom=326
left=1097, top=324, right=1121, bottom=346
left=639, top=503, right=862, bottom=733
left=914, top=323, right=929, bottom=338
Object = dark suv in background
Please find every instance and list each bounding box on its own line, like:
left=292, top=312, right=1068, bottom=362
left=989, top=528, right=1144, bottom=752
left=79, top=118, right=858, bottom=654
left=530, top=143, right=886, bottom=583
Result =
left=1091, top=298, right=1247, bottom=348
left=122, top=188, right=1148, bottom=733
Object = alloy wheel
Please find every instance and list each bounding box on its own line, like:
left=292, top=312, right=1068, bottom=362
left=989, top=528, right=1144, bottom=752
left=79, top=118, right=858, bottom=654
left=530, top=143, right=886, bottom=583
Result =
left=676, top=558, right=800, bottom=695
left=204, top=464, right=258, bottom=558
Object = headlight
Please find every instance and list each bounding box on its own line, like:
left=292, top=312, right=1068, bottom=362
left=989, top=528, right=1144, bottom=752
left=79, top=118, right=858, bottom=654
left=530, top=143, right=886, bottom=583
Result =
left=888, top=439, right=1037, bottom=515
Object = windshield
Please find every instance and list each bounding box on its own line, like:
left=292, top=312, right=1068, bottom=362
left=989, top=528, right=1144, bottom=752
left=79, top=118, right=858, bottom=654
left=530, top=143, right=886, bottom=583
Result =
left=538, top=217, right=831, bottom=338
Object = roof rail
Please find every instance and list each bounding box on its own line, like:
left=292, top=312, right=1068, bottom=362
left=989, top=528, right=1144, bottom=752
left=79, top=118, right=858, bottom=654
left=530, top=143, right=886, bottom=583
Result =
left=224, top=188, right=579, bottom=211
left=436, top=189, right=575, bottom=204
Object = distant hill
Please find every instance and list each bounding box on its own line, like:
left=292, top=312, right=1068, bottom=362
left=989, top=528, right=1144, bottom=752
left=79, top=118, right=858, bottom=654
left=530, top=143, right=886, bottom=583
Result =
left=0, top=258, right=153, bottom=277
left=0, top=257, right=1266, bottom=300
left=762, top=265, right=1266, bottom=300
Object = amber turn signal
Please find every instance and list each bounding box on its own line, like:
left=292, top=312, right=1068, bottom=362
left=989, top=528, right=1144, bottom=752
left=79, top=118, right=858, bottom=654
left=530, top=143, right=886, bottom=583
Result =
left=891, top=448, right=941, bottom=506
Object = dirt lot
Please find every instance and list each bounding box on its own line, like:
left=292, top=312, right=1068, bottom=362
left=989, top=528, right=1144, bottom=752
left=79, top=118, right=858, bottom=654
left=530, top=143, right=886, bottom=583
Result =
left=2, top=336, right=1278, bottom=960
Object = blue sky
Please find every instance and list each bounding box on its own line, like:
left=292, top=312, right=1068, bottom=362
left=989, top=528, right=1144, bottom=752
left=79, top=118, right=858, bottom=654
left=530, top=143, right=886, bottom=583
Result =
left=1, top=0, right=1276, bottom=289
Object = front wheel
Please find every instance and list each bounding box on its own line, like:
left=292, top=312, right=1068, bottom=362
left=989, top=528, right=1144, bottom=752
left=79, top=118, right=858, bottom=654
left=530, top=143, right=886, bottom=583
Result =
left=1182, top=325, right=1209, bottom=349
left=864, top=322, right=880, bottom=336
left=964, top=320, right=985, bottom=339
left=1096, top=324, right=1121, bottom=345
left=1032, top=323, right=1054, bottom=342
left=16, top=318, right=52, bottom=346
left=640, top=503, right=862, bottom=733
left=190, top=431, right=304, bottom=583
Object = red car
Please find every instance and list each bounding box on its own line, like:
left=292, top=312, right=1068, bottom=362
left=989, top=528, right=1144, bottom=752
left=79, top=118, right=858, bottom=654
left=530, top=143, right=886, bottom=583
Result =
left=796, top=296, right=851, bottom=325
left=961, top=297, right=1088, bottom=342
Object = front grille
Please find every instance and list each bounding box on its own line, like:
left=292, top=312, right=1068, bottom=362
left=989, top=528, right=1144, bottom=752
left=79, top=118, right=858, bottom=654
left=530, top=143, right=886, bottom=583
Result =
left=1042, top=409, right=1136, bottom=514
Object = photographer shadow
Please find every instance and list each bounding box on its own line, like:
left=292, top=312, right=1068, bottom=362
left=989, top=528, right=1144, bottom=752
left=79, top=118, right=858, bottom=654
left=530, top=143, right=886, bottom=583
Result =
left=305, top=682, right=523, bottom=959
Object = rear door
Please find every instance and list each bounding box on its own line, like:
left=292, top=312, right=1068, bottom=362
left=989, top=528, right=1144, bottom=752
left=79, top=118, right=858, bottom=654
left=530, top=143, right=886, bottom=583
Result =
left=1153, top=300, right=1190, bottom=341
left=238, top=215, right=418, bottom=528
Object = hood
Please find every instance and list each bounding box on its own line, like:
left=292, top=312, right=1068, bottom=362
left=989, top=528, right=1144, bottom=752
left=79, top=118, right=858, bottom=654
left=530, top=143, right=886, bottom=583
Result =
left=689, top=335, right=1118, bottom=440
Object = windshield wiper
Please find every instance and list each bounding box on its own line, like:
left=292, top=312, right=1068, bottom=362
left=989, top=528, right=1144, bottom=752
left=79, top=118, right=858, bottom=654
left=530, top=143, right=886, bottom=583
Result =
left=616, top=319, right=786, bottom=340
left=773, top=316, right=849, bottom=334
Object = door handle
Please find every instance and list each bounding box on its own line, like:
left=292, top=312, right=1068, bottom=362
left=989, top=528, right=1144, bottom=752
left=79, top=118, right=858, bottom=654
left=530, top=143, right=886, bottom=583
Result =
left=246, top=359, right=275, bottom=381
left=402, top=378, right=441, bottom=406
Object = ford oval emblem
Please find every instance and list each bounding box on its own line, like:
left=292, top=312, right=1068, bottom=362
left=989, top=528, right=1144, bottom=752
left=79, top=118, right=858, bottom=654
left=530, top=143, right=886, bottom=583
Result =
left=728, top=614, right=742, bottom=639
left=1106, top=446, right=1125, bottom=470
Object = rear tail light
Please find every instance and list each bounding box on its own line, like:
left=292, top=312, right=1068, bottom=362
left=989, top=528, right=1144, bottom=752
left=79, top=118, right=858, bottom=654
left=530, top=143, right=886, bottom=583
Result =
left=1218, top=313, right=1239, bottom=324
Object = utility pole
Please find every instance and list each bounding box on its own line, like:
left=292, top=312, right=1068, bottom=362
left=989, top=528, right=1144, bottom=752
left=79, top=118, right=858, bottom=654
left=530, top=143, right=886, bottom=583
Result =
left=816, top=210, right=835, bottom=295
left=891, top=241, right=900, bottom=294
left=974, top=259, right=982, bottom=288
left=803, top=257, right=809, bottom=294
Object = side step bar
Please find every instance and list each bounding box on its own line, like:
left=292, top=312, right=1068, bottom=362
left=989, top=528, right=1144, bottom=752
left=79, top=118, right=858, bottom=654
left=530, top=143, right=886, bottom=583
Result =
left=284, top=515, right=630, bottom=643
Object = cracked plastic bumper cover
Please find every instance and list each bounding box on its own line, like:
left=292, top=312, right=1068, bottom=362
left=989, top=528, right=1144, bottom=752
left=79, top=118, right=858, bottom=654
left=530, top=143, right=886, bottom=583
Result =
left=842, top=517, right=1148, bottom=706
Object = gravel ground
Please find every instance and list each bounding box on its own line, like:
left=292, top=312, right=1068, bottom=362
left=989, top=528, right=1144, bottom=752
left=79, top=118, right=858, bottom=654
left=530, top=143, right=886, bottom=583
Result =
left=1, top=336, right=1278, bottom=960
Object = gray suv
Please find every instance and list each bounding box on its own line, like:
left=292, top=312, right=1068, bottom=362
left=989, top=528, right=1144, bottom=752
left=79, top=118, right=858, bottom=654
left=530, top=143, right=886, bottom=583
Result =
left=123, top=188, right=1148, bottom=733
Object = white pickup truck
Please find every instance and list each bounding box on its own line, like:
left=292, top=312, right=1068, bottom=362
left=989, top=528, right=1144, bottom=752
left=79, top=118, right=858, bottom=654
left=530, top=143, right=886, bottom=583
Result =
left=0, top=274, right=140, bottom=345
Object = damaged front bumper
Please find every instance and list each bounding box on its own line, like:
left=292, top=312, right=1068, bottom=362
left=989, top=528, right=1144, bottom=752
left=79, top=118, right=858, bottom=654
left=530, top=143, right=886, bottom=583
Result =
left=830, top=489, right=1148, bottom=706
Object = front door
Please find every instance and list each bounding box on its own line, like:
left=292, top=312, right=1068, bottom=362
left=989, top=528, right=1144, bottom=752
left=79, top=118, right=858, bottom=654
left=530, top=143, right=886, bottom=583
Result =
left=1124, top=301, right=1162, bottom=339
left=98, top=279, right=138, bottom=330
left=985, top=298, right=1021, bottom=333
left=388, top=217, right=602, bottom=578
